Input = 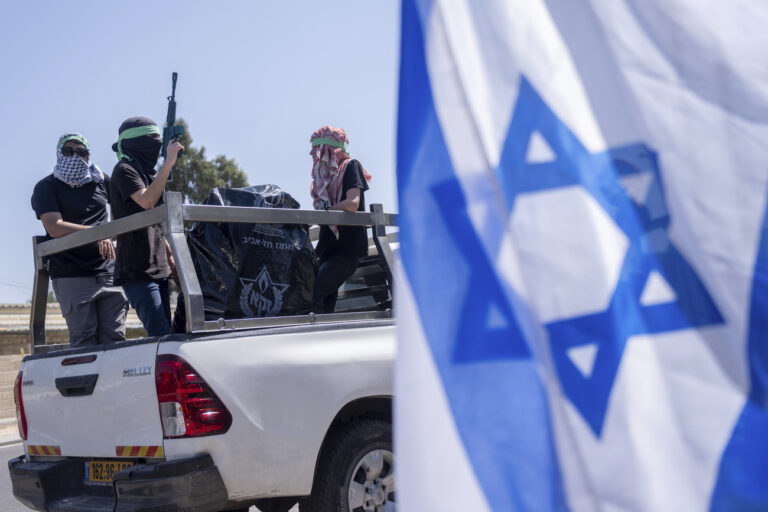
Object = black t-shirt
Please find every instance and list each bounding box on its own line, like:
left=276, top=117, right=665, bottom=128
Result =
left=315, top=160, right=370, bottom=261
left=31, top=174, right=114, bottom=279
left=109, top=162, right=169, bottom=284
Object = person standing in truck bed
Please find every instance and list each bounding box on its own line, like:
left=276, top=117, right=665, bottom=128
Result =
left=31, top=133, right=128, bottom=346
left=310, top=125, right=372, bottom=314
left=109, top=117, right=184, bottom=337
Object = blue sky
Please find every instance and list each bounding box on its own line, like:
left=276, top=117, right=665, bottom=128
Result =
left=0, top=1, right=400, bottom=303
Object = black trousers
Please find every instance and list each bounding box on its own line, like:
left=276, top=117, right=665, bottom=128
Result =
left=312, top=254, right=359, bottom=314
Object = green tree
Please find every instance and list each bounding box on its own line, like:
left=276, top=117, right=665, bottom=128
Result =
left=166, top=119, right=249, bottom=204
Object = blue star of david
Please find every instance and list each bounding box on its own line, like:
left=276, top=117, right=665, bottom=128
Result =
left=431, top=76, right=724, bottom=436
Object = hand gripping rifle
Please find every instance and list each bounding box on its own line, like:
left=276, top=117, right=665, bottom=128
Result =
left=161, top=72, right=184, bottom=160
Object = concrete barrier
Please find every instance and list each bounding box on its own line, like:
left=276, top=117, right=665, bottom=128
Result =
left=0, top=304, right=146, bottom=355
left=0, top=355, right=22, bottom=421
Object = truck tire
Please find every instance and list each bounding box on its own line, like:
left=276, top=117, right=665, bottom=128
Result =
left=302, top=419, right=395, bottom=512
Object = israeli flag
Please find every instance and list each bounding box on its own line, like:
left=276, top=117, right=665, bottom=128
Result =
left=395, top=0, right=768, bottom=510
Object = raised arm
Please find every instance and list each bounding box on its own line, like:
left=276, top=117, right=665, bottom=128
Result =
left=129, top=139, right=184, bottom=210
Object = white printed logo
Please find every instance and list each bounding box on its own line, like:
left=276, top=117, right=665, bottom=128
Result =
left=239, top=266, right=290, bottom=317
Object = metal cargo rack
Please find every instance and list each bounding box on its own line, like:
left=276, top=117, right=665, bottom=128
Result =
left=29, top=191, right=397, bottom=354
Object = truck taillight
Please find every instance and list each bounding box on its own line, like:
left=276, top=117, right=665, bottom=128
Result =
left=14, top=371, right=27, bottom=440
left=155, top=355, right=232, bottom=438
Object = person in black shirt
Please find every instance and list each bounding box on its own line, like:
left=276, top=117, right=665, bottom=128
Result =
left=109, top=117, right=184, bottom=337
left=31, top=133, right=128, bottom=346
left=309, top=126, right=372, bottom=313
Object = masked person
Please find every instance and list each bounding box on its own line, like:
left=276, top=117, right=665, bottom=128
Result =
left=31, top=133, right=128, bottom=346
left=109, top=117, right=184, bottom=337
left=310, top=126, right=372, bottom=313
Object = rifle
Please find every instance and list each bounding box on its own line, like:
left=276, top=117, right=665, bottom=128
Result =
left=161, top=72, right=184, bottom=160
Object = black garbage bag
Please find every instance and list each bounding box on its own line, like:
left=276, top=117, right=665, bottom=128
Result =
left=179, top=184, right=317, bottom=325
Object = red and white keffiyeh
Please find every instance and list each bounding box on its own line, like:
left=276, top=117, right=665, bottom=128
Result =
left=309, top=126, right=371, bottom=237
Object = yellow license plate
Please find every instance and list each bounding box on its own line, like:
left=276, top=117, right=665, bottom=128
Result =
left=86, top=460, right=134, bottom=483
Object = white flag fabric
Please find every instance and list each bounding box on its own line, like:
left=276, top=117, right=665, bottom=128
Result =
left=395, top=1, right=768, bottom=510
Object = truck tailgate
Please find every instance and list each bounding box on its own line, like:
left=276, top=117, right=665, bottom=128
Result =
left=21, top=341, right=164, bottom=458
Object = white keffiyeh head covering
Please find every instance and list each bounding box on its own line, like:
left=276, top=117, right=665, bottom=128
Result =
left=53, top=133, right=104, bottom=188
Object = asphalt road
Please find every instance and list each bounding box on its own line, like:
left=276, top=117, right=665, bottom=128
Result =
left=0, top=443, right=298, bottom=512
left=0, top=443, right=27, bottom=511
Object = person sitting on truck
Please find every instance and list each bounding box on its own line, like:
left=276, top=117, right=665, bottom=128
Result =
left=310, top=125, right=372, bottom=314
left=109, top=117, right=184, bottom=337
left=31, top=133, right=128, bottom=346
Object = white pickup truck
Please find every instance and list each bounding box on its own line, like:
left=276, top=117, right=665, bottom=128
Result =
left=8, top=192, right=398, bottom=512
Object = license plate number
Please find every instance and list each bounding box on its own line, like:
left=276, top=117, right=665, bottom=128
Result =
left=85, top=460, right=134, bottom=483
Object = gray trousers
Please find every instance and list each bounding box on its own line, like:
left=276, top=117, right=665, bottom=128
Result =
left=51, top=276, right=128, bottom=347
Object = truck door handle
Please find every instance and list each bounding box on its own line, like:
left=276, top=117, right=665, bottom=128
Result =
left=55, top=374, right=99, bottom=397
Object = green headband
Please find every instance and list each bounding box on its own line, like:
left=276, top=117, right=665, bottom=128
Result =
left=311, top=137, right=350, bottom=156
left=57, top=134, right=89, bottom=150
left=117, top=125, right=161, bottom=161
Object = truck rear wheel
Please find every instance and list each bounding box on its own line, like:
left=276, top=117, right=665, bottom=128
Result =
left=302, top=419, right=395, bottom=512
